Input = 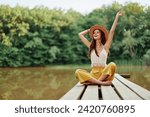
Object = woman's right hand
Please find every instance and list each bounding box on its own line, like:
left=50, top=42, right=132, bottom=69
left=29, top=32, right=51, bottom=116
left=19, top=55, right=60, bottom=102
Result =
left=85, top=29, right=90, bottom=31
left=79, top=29, right=90, bottom=35
left=78, top=29, right=91, bottom=48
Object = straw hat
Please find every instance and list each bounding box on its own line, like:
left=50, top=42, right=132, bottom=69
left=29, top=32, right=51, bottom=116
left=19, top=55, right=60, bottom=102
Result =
left=89, top=24, right=108, bottom=44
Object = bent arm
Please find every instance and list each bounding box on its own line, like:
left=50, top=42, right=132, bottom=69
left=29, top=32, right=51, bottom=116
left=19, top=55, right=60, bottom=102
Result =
left=105, top=11, right=122, bottom=52
left=78, top=29, right=91, bottom=48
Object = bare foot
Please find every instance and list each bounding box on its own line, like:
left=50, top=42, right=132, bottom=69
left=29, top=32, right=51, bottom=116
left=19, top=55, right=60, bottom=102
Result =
left=100, top=81, right=112, bottom=86
left=98, top=75, right=109, bottom=81
left=81, top=81, right=91, bottom=85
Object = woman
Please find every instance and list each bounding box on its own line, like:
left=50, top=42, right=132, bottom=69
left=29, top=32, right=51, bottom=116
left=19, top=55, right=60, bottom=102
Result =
left=75, top=11, right=122, bottom=86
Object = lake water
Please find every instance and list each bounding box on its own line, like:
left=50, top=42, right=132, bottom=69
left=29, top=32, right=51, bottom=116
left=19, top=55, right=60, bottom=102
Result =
left=0, top=66, right=150, bottom=100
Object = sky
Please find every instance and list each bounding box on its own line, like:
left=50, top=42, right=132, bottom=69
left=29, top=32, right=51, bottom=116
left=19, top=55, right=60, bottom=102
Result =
left=0, top=0, right=149, bottom=14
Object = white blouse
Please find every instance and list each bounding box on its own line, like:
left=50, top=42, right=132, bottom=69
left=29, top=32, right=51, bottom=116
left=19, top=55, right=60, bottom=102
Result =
left=90, top=48, right=108, bottom=67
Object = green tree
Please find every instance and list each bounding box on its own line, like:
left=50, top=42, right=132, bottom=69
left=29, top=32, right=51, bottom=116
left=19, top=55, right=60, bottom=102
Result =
left=122, top=30, right=137, bottom=59
left=143, top=49, right=150, bottom=66
left=0, top=3, right=149, bottom=67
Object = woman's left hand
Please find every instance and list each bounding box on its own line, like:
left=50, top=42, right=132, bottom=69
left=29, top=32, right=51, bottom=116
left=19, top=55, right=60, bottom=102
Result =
left=117, top=11, right=123, bottom=17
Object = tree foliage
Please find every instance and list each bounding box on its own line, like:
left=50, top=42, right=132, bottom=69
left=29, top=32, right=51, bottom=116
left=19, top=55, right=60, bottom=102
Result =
left=0, top=2, right=149, bottom=67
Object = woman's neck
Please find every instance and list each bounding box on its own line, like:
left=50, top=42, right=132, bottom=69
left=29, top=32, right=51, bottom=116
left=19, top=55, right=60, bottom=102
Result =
left=96, top=39, right=103, bottom=49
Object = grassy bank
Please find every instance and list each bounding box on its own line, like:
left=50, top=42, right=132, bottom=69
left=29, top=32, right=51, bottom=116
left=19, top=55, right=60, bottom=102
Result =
left=113, top=59, right=144, bottom=66
left=47, top=64, right=91, bottom=70
left=46, top=59, right=145, bottom=70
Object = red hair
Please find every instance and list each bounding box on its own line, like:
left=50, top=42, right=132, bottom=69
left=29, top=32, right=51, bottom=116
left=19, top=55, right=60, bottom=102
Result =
left=88, top=30, right=106, bottom=58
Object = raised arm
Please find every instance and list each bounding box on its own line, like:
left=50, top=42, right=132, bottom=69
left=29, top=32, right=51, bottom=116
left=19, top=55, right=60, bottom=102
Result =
left=105, top=11, right=122, bottom=52
left=78, top=29, right=91, bottom=48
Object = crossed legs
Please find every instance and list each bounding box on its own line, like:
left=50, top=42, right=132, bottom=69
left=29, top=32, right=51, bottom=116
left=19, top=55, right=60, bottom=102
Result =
left=75, top=62, right=116, bottom=86
left=83, top=77, right=112, bottom=86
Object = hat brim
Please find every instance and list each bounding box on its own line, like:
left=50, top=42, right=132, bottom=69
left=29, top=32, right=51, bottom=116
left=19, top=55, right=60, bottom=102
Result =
left=89, top=25, right=108, bottom=43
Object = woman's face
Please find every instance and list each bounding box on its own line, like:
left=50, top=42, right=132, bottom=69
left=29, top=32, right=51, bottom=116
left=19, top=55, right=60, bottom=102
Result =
left=93, top=29, right=101, bottom=40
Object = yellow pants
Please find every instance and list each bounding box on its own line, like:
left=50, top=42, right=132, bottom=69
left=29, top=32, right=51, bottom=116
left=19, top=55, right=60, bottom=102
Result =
left=75, top=62, right=116, bottom=83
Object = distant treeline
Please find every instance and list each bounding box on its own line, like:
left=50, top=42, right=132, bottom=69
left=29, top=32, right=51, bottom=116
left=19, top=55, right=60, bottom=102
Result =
left=0, top=2, right=150, bottom=67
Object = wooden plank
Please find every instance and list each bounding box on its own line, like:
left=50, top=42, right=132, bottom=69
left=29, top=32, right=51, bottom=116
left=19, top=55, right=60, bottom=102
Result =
left=120, top=74, right=130, bottom=78
left=81, top=85, right=99, bottom=100
left=112, top=78, right=142, bottom=100
left=115, top=73, right=150, bottom=100
left=60, top=82, right=85, bottom=100
left=101, top=86, right=120, bottom=100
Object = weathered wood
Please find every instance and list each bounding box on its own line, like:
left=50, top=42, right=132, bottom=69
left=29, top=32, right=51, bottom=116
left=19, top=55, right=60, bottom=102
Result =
left=81, top=85, right=99, bottom=100
left=115, top=73, right=150, bottom=100
left=112, top=78, right=142, bottom=100
left=101, top=86, right=120, bottom=100
left=60, top=74, right=149, bottom=100
left=60, top=82, right=86, bottom=100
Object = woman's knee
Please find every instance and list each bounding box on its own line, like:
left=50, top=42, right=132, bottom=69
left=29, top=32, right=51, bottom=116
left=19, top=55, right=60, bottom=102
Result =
left=75, top=69, right=82, bottom=76
left=108, top=62, right=116, bottom=68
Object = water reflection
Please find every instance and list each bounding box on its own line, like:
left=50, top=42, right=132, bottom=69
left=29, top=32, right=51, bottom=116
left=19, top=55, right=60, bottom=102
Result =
left=0, top=66, right=150, bottom=100
left=0, top=67, right=78, bottom=100
left=117, top=66, right=150, bottom=90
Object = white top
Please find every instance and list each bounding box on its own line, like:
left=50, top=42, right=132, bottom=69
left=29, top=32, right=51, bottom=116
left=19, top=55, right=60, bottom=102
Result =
left=90, top=48, right=108, bottom=67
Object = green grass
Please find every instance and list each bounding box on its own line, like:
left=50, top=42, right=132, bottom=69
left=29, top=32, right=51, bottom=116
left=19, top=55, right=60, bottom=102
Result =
left=113, top=59, right=144, bottom=66
left=44, top=57, right=147, bottom=71
left=46, top=59, right=145, bottom=70
left=46, top=64, right=91, bottom=69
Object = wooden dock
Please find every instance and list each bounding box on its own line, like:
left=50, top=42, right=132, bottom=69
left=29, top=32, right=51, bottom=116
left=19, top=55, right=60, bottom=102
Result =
left=60, top=73, right=150, bottom=100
